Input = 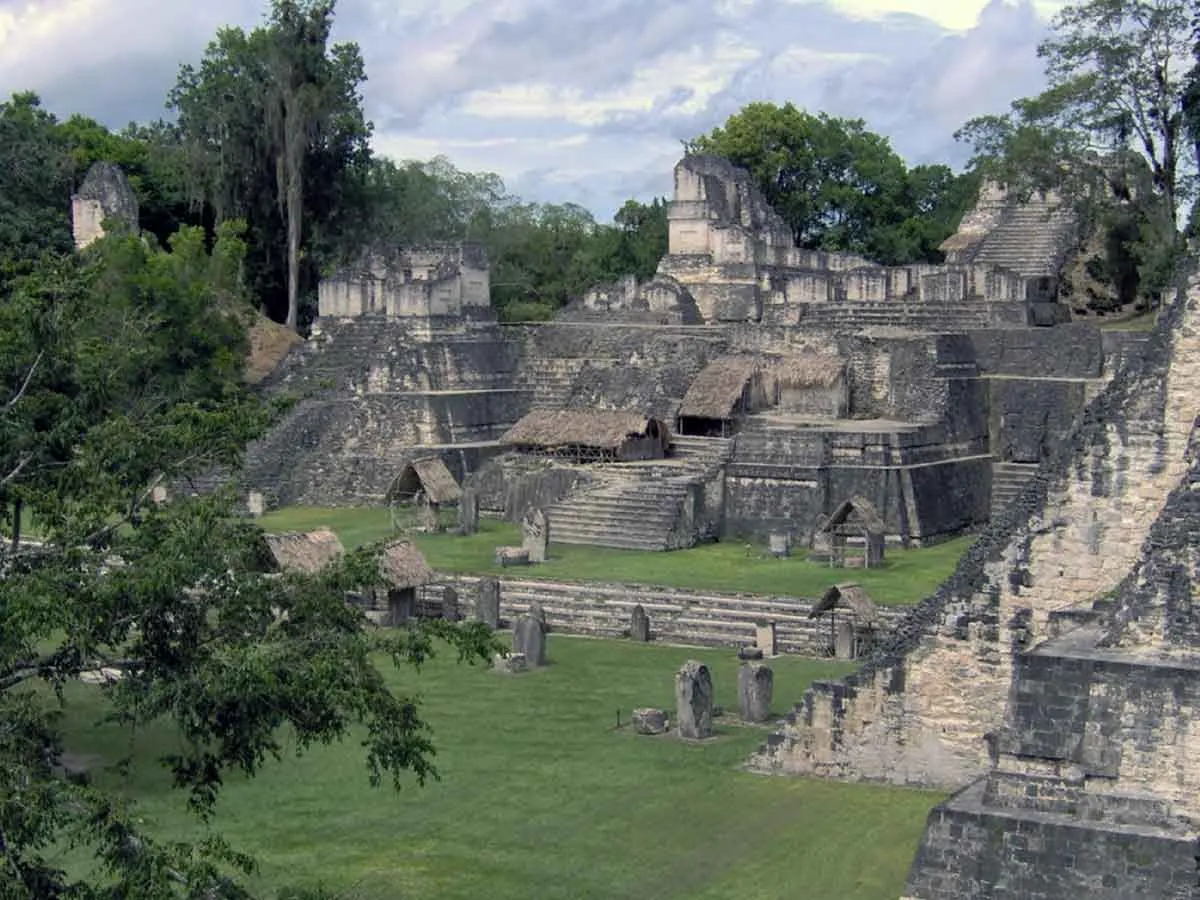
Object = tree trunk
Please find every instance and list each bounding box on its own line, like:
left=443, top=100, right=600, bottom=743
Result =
left=11, top=498, right=22, bottom=552
left=286, top=163, right=302, bottom=332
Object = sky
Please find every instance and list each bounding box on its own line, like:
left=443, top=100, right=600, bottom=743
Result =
left=0, top=0, right=1069, bottom=220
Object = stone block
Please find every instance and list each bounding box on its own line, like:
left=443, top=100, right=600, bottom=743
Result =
left=738, top=646, right=764, bottom=661
left=632, top=708, right=668, bottom=735
left=522, top=506, right=549, bottom=563
left=630, top=604, right=650, bottom=642
left=512, top=615, right=546, bottom=667
left=675, top=660, right=714, bottom=739
left=493, top=652, right=527, bottom=673
left=495, top=546, right=530, bottom=567
left=738, top=663, right=774, bottom=723
left=441, top=585, right=460, bottom=621
left=475, top=576, right=500, bottom=629
left=755, top=621, right=777, bottom=657
left=458, top=488, right=480, bottom=535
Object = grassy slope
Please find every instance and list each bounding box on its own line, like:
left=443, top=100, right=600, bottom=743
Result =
left=258, top=507, right=972, bottom=606
left=56, top=637, right=941, bottom=899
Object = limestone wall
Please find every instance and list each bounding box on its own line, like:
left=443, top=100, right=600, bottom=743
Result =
left=749, top=263, right=1200, bottom=789
left=429, top=574, right=911, bottom=656
left=318, top=244, right=491, bottom=320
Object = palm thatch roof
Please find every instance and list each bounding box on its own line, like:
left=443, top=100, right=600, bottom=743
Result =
left=262, top=528, right=345, bottom=575
left=679, top=355, right=762, bottom=419
left=389, top=456, right=462, bottom=504
left=378, top=540, right=433, bottom=590
left=770, top=353, right=844, bottom=388
left=820, top=496, right=886, bottom=533
left=810, top=582, right=880, bottom=626
left=500, top=409, right=666, bottom=450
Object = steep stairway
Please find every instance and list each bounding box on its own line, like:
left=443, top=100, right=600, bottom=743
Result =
left=990, top=461, right=1038, bottom=515
left=546, top=436, right=735, bottom=551
left=789, top=301, right=1005, bottom=332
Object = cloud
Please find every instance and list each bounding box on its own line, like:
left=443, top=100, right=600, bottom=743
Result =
left=0, top=0, right=1056, bottom=221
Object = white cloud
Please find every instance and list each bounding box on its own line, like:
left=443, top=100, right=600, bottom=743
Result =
left=0, top=0, right=1061, bottom=221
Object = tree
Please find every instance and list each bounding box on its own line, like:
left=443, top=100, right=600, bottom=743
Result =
left=684, top=102, right=969, bottom=265
left=0, top=93, right=75, bottom=274
left=169, top=0, right=373, bottom=331
left=0, top=225, right=495, bottom=898
left=957, top=0, right=1193, bottom=308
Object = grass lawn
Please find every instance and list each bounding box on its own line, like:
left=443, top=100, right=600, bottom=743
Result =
left=258, top=506, right=971, bottom=606
left=54, top=636, right=941, bottom=899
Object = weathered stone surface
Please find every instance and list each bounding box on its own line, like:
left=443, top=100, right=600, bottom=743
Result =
left=494, top=546, right=530, bottom=567
left=755, top=621, right=777, bottom=657
left=71, top=161, right=139, bottom=250
left=511, top=616, right=546, bottom=667
left=632, top=708, right=668, bottom=735
left=521, top=507, right=549, bottom=563
left=458, top=488, right=480, bottom=535
left=441, top=586, right=459, bottom=621
left=419, top=502, right=440, bottom=533
left=493, top=652, right=527, bottom=673
left=738, top=646, right=764, bottom=661
left=738, top=663, right=773, bottom=723
left=675, top=660, right=714, bottom=739
left=246, top=491, right=265, bottom=517
left=528, top=601, right=548, bottom=632
left=768, top=533, right=790, bottom=558
left=630, top=604, right=650, bottom=642
left=475, top=576, right=500, bottom=629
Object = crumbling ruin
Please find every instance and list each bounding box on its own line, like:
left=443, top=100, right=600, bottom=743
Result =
left=240, top=154, right=1145, bottom=560
left=71, top=161, right=139, bottom=250
left=746, top=259, right=1200, bottom=896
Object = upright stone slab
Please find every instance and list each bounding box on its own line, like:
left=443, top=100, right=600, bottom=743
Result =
left=529, top=601, right=548, bottom=632
left=475, top=576, right=500, bottom=630
left=458, top=488, right=480, bottom=535
left=441, top=586, right=460, bottom=621
left=419, top=501, right=440, bottom=533
left=630, top=604, right=650, bottom=642
left=755, top=621, right=777, bottom=657
left=675, top=660, right=714, bottom=739
left=738, top=663, right=773, bottom=723
left=511, top=615, right=546, bottom=667
left=246, top=491, right=265, bottom=517
left=521, top=507, right=549, bottom=563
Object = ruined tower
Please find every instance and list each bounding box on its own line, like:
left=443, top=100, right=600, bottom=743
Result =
left=70, top=161, right=139, bottom=250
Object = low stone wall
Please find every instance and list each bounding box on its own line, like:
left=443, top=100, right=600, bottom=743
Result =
left=421, top=575, right=911, bottom=656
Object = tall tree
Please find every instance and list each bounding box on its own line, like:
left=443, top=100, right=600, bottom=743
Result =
left=169, top=0, right=372, bottom=331
left=0, top=224, right=494, bottom=898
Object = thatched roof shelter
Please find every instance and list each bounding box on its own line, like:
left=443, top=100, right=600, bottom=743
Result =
left=770, top=353, right=845, bottom=388
left=261, top=528, right=345, bottom=575
left=378, top=540, right=433, bottom=590
left=679, top=355, right=763, bottom=420
left=388, top=456, right=462, bottom=505
left=821, top=496, right=886, bottom=533
left=500, top=409, right=667, bottom=451
left=810, top=582, right=880, bottom=627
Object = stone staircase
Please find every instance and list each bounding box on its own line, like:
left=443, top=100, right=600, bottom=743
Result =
left=545, top=436, right=735, bottom=551
left=429, top=575, right=910, bottom=655
left=788, top=301, right=1011, bottom=333
left=971, top=203, right=1076, bottom=277
left=990, top=461, right=1038, bottom=514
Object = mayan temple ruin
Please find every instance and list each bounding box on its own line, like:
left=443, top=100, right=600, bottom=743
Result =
left=228, top=151, right=1200, bottom=894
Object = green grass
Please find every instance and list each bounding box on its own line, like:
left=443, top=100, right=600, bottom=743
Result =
left=53, top=636, right=941, bottom=899
left=1098, top=309, right=1159, bottom=331
left=258, top=506, right=971, bottom=606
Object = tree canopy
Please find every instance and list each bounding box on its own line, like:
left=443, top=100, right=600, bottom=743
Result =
left=684, top=102, right=977, bottom=265
left=0, top=223, right=495, bottom=898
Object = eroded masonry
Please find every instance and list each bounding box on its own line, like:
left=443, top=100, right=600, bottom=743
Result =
left=243, top=153, right=1143, bottom=557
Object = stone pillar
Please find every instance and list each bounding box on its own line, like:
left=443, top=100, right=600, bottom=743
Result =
left=246, top=491, right=265, bottom=517
left=738, top=663, right=773, bottom=723
left=630, top=604, right=650, bottom=642
left=675, top=660, right=714, bottom=739
left=475, top=576, right=500, bottom=630
left=441, top=585, right=460, bottom=621
left=755, top=621, right=777, bottom=657
left=522, top=507, right=549, bottom=563
left=834, top=619, right=855, bottom=659
left=511, top=615, right=546, bottom=667
left=459, top=488, right=479, bottom=535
